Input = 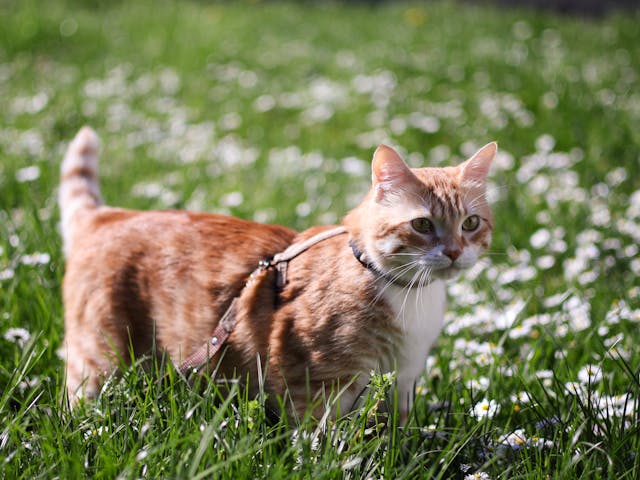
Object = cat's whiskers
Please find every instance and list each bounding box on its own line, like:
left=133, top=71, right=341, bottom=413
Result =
left=370, top=261, right=418, bottom=307
left=412, top=267, right=427, bottom=314
left=389, top=253, right=433, bottom=289
left=396, top=268, right=424, bottom=329
left=370, top=258, right=425, bottom=306
left=417, top=266, right=433, bottom=312
left=400, top=263, right=434, bottom=327
left=382, top=259, right=419, bottom=277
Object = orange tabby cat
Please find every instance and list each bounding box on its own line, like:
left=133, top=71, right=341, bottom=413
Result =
left=59, top=127, right=495, bottom=421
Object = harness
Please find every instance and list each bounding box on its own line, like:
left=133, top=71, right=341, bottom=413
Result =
left=178, top=226, right=348, bottom=375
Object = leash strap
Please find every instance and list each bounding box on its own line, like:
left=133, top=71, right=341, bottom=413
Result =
left=178, top=297, right=238, bottom=375
left=177, top=226, right=348, bottom=375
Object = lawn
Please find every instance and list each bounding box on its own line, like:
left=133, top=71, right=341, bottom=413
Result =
left=1, top=0, right=639, bottom=478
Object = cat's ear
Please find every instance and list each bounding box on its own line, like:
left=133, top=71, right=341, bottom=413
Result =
left=372, top=144, right=417, bottom=203
left=459, top=142, right=497, bottom=184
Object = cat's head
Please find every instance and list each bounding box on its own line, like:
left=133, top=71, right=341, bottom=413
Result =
left=347, top=143, right=496, bottom=285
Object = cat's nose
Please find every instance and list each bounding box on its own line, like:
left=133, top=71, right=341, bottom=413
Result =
left=444, top=248, right=462, bottom=262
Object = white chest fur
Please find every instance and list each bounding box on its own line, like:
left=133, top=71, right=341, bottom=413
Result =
left=381, top=280, right=446, bottom=413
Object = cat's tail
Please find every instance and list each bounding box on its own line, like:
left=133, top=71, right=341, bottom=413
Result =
left=59, top=126, right=104, bottom=256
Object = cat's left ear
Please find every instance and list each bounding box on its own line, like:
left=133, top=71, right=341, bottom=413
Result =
left=459, top=142, right=497, bottom=184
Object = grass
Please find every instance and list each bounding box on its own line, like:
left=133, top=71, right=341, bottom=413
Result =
left=1, top=0, right=639, bottom=477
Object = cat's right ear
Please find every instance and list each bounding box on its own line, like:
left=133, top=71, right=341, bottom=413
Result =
left=372, top=144, right=417, bottom=203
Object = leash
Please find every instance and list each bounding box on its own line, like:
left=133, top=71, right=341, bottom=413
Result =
left=178, top=226, right=348, bottom=376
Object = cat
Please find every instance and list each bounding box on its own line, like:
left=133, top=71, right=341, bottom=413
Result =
left=59, top=126, right=495, bottom=422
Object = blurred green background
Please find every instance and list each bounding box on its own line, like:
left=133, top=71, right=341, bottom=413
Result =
left=1, top=1, right=639, bottom=477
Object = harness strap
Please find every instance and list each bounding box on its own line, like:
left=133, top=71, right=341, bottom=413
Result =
left=178, top=298, right=238, bottom=375
left=272, top=226, right=347, bottom=287
left=178, top=226, right=348, bottom=376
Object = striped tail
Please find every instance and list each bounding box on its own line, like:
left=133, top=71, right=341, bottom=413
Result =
left=59, top=127, right=103, bottom=256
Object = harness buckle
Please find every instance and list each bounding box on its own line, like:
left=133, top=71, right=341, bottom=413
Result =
left=247, top=257, right=274, bottom=286
left=258, top=259, right=272, bottom=269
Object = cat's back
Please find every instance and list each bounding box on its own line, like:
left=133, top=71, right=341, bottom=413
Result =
left=64, top=206, right=297, bottom=300
left=69, top=206, right=294, bottom=258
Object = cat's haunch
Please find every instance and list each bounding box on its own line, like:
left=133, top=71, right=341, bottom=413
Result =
left=60, top=127, right=495, bottom=422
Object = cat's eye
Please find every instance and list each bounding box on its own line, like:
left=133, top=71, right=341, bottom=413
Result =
left=411, top=217, right=434, bottom=234
left=462, top=215, right=480, bottom=231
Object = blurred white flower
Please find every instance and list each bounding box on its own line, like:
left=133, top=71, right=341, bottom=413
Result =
left=3, top=327, right=31, bottom=347
left=510, top=391, right=533, bottom=405
left=10, top=92, right=49, bottom=115
left=535, top=134, right=555, bottom=153
left=466, top=376, right=490, bottom=391
left=577, top=364, right=603, bottom=384
left=626, top=190, right=640, bottom=219
left=17, top=375, right=40, bottom=394
left=464, top=471, right=491, bottom=480
left=499, top=428, right=528, bottom=450
left=220, top=191, right=243, bottom=208
left=254, top=95, right=276, bottom=112
left=16, top=165, right=40, bottom=183
left=495, top=299, right=526, bottom=329
left=83, top=426, right=109, bottom=439
left=564, top=382, right=585, bottom=396
left=536, top=255, right=556, bottom=269
left=530, top=228, right=551, bottom=249
left=135, top=448, right=149, bottom=461
left=0, top=268, right=15, bottom=281
left=509, top=323, right=533, bottom=340
left=562, top=296, right=591, bottom=331
left=20, top=252, right=50, bottom=266
left=340, top=157, right=368, bottom=176
left=470, top=398, right=500, bottom=420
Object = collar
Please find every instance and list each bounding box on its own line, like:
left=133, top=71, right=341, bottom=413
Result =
left=349, top=240, right=418, bottom=288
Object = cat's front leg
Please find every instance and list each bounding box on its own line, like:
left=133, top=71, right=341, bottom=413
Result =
left=397, top=378, right=415, bottom=425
